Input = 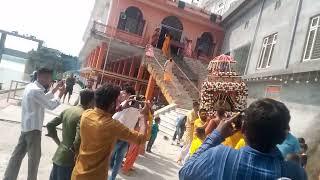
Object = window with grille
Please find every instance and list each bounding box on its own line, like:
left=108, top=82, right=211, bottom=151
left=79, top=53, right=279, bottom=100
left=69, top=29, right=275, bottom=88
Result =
left=257, top=33, right=277, bottom=69
left=274, top=0, right=281, bottom=10
left=303, top=15, right=320, bottom=61
left=216, top=2, right=225, bottom=15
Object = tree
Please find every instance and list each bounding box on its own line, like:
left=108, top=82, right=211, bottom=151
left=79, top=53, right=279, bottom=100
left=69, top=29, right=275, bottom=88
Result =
left=25, top=47, right=64, bottom=79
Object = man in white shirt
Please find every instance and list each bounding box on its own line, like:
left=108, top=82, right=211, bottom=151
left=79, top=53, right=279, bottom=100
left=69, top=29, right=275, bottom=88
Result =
left=3, top=68, right=65, bottom=180
left=109, top=85, right=141, bottom=180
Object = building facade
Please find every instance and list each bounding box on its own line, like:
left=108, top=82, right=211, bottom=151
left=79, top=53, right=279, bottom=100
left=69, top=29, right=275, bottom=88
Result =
left=221, top=0, right=320, bottom=137
left=199, top=0, right=241, bottom=15
left=79, top=0, right=224, bottom=102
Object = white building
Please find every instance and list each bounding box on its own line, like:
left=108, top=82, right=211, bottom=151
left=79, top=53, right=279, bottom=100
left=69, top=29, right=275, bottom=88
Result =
left=220, top=0, right=320, bottom=139
left=199, top=0, right=241, bottom=15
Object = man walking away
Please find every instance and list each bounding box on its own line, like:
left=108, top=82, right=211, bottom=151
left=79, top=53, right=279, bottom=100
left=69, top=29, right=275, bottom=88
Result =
left=172, top=115, right=187, bottom=145
left=179, top=98, right=307, bottom=180
left=3, top=67, right=65, bottom=180
left=46, top=89, right=95, bottom=180
left=63, top=73, right=76, bottom=103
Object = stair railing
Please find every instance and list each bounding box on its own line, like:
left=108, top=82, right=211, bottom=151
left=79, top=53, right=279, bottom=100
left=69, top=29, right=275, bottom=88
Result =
left=150, top=47, right=200, bottom=98
left=151, top=52, right=165, bottom=71
left=172, top=60, right=200, bottom=95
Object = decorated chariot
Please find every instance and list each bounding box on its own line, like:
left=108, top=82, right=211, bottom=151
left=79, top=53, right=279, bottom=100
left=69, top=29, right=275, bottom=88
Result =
left=200, top=54, right=248, bottom=115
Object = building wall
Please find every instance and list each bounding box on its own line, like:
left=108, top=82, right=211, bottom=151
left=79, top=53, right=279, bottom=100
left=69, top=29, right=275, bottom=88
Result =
left=223, top=0, right=320, bottom=75
left=247, top=81, right=320, bottom=137
left=105, top=0, right=224, bottom=56
left=200, top=0, right=240, bottom=15
left=221, top=1, right=261, bottom=52
left=246, top=0, right=298, bottom=74
left=288, top=0, right=320, bottom=66
left=221, top=0, right=320, bottom=138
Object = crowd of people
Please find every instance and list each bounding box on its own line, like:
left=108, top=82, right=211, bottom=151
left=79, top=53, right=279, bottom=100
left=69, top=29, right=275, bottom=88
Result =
left=3, top=68, right=161, bottom=180
left=176, top=99, right=309, bottom=180
left=2, top=67, right=314, bottom=180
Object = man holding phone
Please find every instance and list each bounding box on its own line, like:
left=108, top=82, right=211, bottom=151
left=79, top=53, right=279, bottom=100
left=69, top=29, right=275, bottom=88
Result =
left=3, top=68, right=65, bottom=180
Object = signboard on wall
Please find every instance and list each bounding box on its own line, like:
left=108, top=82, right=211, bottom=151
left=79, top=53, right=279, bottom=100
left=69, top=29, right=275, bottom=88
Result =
left=265, top=85, right=281, bottom=100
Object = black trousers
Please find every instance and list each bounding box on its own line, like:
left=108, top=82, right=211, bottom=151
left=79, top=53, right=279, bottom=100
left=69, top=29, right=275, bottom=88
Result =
left=147, top=136, right=157, bottom=151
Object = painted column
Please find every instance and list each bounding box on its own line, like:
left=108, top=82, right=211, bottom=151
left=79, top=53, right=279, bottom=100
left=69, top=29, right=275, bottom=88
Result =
left=96, top=42, right=107, bottom=70
left=90, top=51, right=95, bottom=68
left=135, top=65, right=144, bottom=92
left=122, top=60, right=129, bottom=75
left=145, top=75, right=156, bottom=101
left=88, top=52, right=92, bottom=67
left=117, top=61, right=124, bottom=74
left=92, top=46, right=100, bottom=69
left=129, top=58, right=136, bottom=77
left=86, top=55, right=90, bottom=67
left=113, top=62, right=118, bottom=72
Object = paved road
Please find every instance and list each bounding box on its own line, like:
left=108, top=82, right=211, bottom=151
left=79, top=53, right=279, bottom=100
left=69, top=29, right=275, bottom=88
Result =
left=0, top=121, right=181, bottom=180
left=0, top=85, right=182, bottom=180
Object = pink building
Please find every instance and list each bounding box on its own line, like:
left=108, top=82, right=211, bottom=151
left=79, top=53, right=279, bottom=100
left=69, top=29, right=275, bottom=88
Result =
left=80, top=0, right=224, bottom=103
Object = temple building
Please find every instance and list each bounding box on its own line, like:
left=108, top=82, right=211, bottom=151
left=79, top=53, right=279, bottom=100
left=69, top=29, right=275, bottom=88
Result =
left=79, top=0, right=224, bottom=135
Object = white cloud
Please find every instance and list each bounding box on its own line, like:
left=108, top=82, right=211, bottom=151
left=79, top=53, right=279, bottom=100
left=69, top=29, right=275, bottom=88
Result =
left=0, top=0, right=94, bottom=56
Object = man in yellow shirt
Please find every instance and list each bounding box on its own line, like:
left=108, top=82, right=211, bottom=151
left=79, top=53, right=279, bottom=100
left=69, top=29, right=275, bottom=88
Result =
left=187, top=108, right=208, bottom=160
left=71, top=84, right=149, bottom=180
left=189, top=127, right=206, bottom=156
left=193, top=108, right=209, bottom=135
left=178, top=101, right=199, bottom=164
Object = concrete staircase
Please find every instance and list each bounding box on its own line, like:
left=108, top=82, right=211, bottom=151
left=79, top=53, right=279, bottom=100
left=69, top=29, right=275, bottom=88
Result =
left=143, top=49, right=194, bottom=109
left=158, top=108, right=189, bottom=136
left=183, top=57, right=208, bottom=89
left=144, top=48, right=208, bottom=137
left=172, top=56, right=200, bottom=101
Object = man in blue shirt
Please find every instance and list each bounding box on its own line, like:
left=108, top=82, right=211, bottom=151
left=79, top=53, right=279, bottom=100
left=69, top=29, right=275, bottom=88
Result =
left=179, top=98, right=307, bottom=180
left=172, top=115, right=187, bottom=145
left=277, top=131, right=301, bottom=158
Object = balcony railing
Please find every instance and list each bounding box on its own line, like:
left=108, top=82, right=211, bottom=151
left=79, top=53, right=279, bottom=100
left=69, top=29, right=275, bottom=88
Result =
left=91, top=21, right=146, bottom=47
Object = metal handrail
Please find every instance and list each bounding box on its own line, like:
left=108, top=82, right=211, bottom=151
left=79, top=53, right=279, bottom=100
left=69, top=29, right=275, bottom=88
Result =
left=7, top=80, right=28, bottom=102
left=152, top=52, right=165, bottom=71
left=151, top=49, right=200, bottom=94
left=173, top=61, right=200, bottom=94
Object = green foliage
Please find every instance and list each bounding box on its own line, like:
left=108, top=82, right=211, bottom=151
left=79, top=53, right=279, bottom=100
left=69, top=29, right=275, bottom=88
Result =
left=25, top=47, right=64, bottom=76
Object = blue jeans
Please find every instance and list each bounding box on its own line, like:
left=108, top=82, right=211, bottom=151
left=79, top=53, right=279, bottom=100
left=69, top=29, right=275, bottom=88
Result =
left=49, top=163, right=73, bottom=180
left=109, top=140, right=129, bottom=180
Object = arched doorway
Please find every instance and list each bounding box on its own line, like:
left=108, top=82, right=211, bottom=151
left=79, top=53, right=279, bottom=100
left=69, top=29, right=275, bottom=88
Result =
left=195, top=32, right=215, bottom=58
left=157, top=16, right=184, bottom=50
left=117, top=6, right=145, bottom=36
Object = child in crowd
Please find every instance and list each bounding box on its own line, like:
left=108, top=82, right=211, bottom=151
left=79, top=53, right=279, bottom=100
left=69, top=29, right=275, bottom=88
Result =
left=189, top=127, right=206, bottom=156
left=146, top=117, right=161, bottom=153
